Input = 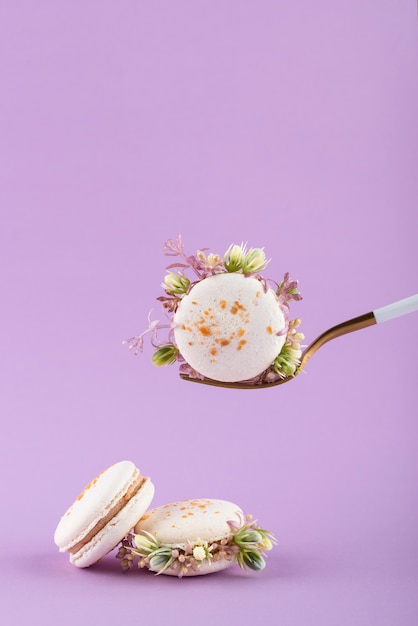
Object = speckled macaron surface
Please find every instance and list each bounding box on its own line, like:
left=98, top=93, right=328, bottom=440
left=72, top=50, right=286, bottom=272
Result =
left=135, top=498, right=243, bottom=546
left=174, top=273, right=286, bottom=382
left=54, top=460, right=154, bottom=568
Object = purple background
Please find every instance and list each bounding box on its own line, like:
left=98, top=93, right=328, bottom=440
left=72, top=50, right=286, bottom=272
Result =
left=1, top=1, right=417, bottom=624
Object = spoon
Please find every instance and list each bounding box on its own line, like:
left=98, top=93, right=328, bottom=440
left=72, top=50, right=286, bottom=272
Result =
left=179, top=294, right=418, bottom=389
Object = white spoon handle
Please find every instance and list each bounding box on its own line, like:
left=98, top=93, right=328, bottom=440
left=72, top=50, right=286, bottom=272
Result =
left=373, top=294, right=418, bottom=324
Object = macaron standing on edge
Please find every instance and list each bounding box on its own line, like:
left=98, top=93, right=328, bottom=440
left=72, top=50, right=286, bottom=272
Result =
left=54, top=460, right=154, bottom=568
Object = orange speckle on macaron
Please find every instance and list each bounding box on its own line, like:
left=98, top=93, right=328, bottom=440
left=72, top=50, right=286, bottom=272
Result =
left=76, top=476, right=98, bottom=501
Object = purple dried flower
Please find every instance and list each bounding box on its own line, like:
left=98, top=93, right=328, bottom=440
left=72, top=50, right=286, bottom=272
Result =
left=163, top=234, right=204, bottom=278
left=123, top=311, right=172, bottom=354
left=163, top=233, right=185, bottom=257
left=277, top=272, right=302, bottom=307
left=178, top=362, right=205, bottom=380
left=227, top=519, right=241, bottom=531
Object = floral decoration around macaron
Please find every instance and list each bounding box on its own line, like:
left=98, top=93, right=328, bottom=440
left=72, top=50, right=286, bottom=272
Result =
left=124, top=234, right=304, bottom=384
left=117, top=508, right=276, bottom=578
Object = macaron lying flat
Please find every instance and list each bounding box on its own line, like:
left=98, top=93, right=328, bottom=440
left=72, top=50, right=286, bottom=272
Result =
left=54, top=460, right=154, bottom=568
left=174, top=273, right=287, bottom=382
left=118, top=498, right=276, bottom=577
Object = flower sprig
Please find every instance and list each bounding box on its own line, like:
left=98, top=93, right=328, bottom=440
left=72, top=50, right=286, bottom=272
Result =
left=122, top=311, right=171, bottom=356
left=272, top=318, right=305, bottom=379
left=228, top=517, right=276, bottom=572
left=116, top=515, right=276, bottom=578
left=276, top=272, right=303, bottom=318
left=124, top=235, right=303, bottom=383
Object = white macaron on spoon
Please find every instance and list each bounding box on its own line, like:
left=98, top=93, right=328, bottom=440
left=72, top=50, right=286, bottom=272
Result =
left=180, top=294, right=418, bottom=389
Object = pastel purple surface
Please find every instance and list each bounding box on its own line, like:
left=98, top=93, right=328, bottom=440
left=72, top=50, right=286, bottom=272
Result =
left=1, top=2, right=417, bottom=625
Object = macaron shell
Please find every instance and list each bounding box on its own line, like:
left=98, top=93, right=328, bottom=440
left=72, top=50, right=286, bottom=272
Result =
left=71, top=477, right=155, bottom=568
left=54, top=461, right=141, bottom=552
left=173, top=273, right=286, bottom=382
left=135, top=498, right=243, bottom=546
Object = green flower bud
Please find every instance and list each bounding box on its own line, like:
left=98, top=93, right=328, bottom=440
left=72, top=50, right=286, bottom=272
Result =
left=163, top=272, right=190, bottom=294
left=274, top=357, right=296, bottom=377
left=273, top=343, right=302, bottom=377
left=241, top=247, right=269, bottom=274
left=149, top=553, right=171, bottom=571
left=152, top=344, right=179, bottom=366
left=236, top=530, right=263, bottom=546
left=224, top=244, right=245, bottom=272
left=133, top=534, right=155, bottom=554
left=242, top=550, right=266, bottom=571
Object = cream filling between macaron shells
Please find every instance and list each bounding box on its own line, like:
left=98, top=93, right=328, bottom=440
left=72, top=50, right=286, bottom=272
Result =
left=68, top=473, right=146, bottom=556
